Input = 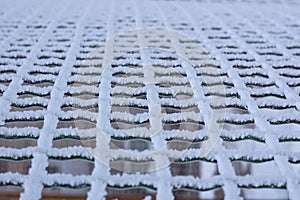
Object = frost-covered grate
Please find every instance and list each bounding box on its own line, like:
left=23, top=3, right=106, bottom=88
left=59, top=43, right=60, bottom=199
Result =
left=0, top=0, right=300, bottom=199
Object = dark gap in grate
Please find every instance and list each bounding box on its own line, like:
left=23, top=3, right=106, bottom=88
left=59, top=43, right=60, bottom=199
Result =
left=158, top=93, right=173, bottom=99
left=106, top=187, right=156, bottom=200
left=0, top=81, right=11, bottom=87
left=111, top=82, right=145, bottom=88
left=3, top=120, right=44, bottom=129
left=163, top=120, right=204, bottom=131
left=110, top=139, right=151, bottom=151
left=57, top=119, right=96, bottom=129
left=23, top=79, right=55, bottom=85
left=210, top=103, right=246, bottom=110
left=111, top=64, right=142, bottom=69
left=47, top=159, right=94, bottom=175
left=37, top=63, right=62, bottom=68
left=155, top=82, right=190, bottom=87
left=286, top=46, right=300, bottom=50
left=222, top=51, right=247, bottom=55
left=155, top=72, right=187, bottom=78
left=279, top=73, right=300, bottom=78
left=258, top=104, right=296, bottom=110
left=224, top=139, right=265, bottom=149
left=170, top=160, right=219, bottom=178
left=223, top=107, right=250, bottom=115
left=175, top=92, right=194, bottom=99
left=205, top=92, right=240, bottom=98
left=269, top=119, right=300, bottom=125
left=113, top=72, right=143, bottom=78
left=201, top=81, right=234, bottom=87
left=42, top=187, right=90, bottom=200
left=173, top=187, right=224, bottom=199
left=22, top=80, right=54, bottom=88
left=0, top=69, right=16, bottom=74
left=0, top=186, right=23, bottom=200
left=20, top=80, right=53, bottom=88
left=76, top=56, right=102, bottom=61
left=250, top=93, right=286, bottom=99
left=233, top=65, right=262, bottom=69
left=240, top=188, right=288, bottom=199
left=67, top=82, right=98, bottom=88
left=52, top=138, right=91, bottom=148
left=67, top=80, right=99, bottom=86
left=152, top=64, right=181, bottom=69
left=245, top=40, right=266, bottom=44
left=208, top=36, right=231, bottom=39
left=29, top=71, right=59, bottom=76
left=38, top=55, right=65, bottom=60
left=151, top=56, right=177, bottom=61
left=227, top=58, right=256, bottom=62
left=0, top=159, right=31, bottom=174
left=219, top=118, right=254, bottom=125
left=111, top=105, right=148, bottom=114
left=239, top=73, right=269, bottom=78
left=258, top=52, right=283, bottom=56
left=65, top=93, right=97, bottom=100
left=17, top=93, right=51, bottom=99
left=0, top=138, right=37, bottom=149
left=246, top=82, right=276, bottom=88
left=223, top=123, right=256, bottom=130
left=196, top=64, right=221, bottom=69
left=233, top=160, right=281, bottom=176
left=131, top=92, right=147, bottom=100
left=217, top=45, right=238, bottom=49
left=162, top=105, right=197, bottom=114
left=10, top=105, right=45, bottom=112
left=111, top=119, right=150, bottom=130
left=71, top=71, right=102, bottom=76
left=197, top=72, right=228, bottom=77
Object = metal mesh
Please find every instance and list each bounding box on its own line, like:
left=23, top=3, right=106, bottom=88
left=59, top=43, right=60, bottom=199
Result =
left=0, top=0, right=300, bottom=199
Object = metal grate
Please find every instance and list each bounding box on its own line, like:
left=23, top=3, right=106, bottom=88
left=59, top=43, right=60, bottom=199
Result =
left=0, top=0, right=300, bottom=199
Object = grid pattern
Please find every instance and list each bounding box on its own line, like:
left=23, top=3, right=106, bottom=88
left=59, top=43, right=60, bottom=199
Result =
left=0, top=0, right=300, bottom=199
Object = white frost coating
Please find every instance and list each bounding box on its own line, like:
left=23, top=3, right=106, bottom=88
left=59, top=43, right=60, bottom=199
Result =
left=0, top=0, right=300, bottom=200
left=87, top=1, right=114, bottom=199
left=0, top=0, right=60, bottom=125
left=173, top=2, right=241, bottom=199
left=212, top=4, right=300, bottom=198
left=20, top=1, right=93, bottom=199
left=181, top=2, right=299, bottom=199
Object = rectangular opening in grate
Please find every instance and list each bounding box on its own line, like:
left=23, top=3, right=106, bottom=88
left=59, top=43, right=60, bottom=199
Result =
left=223, top=140, right=266, bottom=151
left=42, top=187, right=89, bottom=200
left=106, top=187, right=155, bottom=200
left=232, top=160, right=281, bottom=177
left=57, top=119, right=96, bottom=129
left=240, top=188, right=288, bottom=199
left=109, top=159, right=155, bottom=174
left=0, top=138, right=37, bottom=149
left=109, top=139, right=151, bottom=151
left=52, top=139, right=91, bottom=149
left=3, top=120, right=44, bottom=129
left=0, top=186, right=23, bottom=200
left=173, top=187, right=224, bottom=199
left=170, top=161, right=219, bottom=178
left=47, top=159, right=94, bottom=176
left=0, top=0, right=300, bottom=199
left=0, top=159, right=31, bottom=174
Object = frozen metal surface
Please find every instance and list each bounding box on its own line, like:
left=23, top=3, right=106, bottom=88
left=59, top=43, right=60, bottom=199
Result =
left=0, top=0, right=300, bottom=199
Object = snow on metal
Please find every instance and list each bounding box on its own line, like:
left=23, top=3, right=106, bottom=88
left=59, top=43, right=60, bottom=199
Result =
left=0, top=0, right=300, bottom=199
